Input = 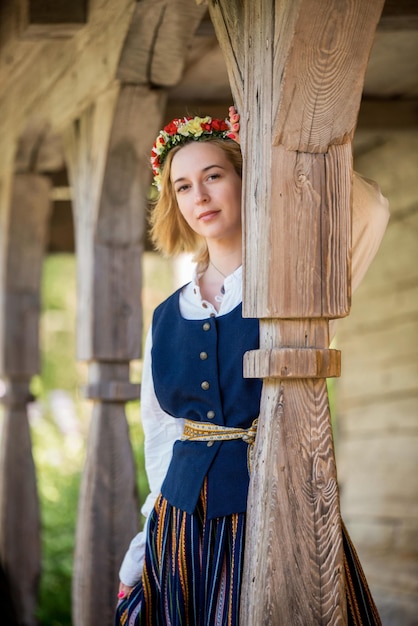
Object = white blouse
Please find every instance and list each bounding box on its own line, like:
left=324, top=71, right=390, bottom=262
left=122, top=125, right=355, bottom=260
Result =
left=119, top=173, right=389, bottom=586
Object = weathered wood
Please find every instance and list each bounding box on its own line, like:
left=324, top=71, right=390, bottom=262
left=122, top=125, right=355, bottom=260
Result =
left=15, top=119, right=66, bottom=174
left=0, top=173, right=51, bottom=625
left=117, top=0, right=206, bottom=86
left=0, top=174, right=52, bottom=375
left=244, top=346, right=341, bottom=379
left=0, top=382, right=41, bottom=626
left=201, top=1, right=244, bottom=113
left=243, top=319, right=345, bottom=624
left=271, top=1, right=386, bottom=153
left=243, top=143, right=352, bottom=319
left=64, top=85, right=167, bottom=625
left=71, top=378, right=139, bottom=626
left=251, top=375, right=342, bottom=622
left=0, top=0, right=136, bottom=176
left=209, top=0, right=385, bottom=623
left=64, top=84, right=164, bottom=360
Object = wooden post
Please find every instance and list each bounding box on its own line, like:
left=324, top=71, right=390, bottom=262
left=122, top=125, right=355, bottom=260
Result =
left=63, top=4, right=209, bottom=621
left=64, top=84, right=166, bottom=626
left=208, top=0, right=385, bottom=623
left=0, top=173, right=52, bottom=625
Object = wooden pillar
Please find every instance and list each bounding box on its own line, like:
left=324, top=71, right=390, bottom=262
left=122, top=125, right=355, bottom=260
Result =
left=0, top=173, right=52, bottom=625
left=64, top=83, right=166, bottom=626
left=208, top=0, right=385, bottom=623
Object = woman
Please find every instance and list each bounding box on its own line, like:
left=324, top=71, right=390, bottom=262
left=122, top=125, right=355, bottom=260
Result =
left=115, top=111, right=388, bottom=625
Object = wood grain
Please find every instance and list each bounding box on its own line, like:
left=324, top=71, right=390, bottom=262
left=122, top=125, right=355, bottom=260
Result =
left=242, top=376, right=345, bottom=624
left=0, top=0, right=136, bottom=175
left=63, top=85, right=164, bottom=361
left=209, top=0, right=385, bottom=623
left=244, top=346, right=341, bottom=379
left=244, top=144, right=352, bottom=319
left=241, top=319, right=346, bottom=624
left=208, top=0, right=245, bottom=113
left=65, top=86, right=165, bottom=625
left=272, top=0, right=385, bottom=152
left=117, top=0, right=206, bottom=86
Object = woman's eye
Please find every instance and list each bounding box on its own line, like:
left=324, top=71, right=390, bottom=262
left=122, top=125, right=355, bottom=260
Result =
left=176, top=184, right=190, bottom=193
left=208, top=173, right=220, bottom=181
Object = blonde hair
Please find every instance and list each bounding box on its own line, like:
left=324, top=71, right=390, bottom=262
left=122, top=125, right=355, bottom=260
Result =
left=149, top=138, right=242, bottom=268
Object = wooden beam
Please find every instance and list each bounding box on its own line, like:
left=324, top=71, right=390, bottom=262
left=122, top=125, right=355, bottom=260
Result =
left=0, top=0, right=136, bottom=176
left=117, top=0, right=206, bottom=86
left=63, top=84, right=163, bottom=360
left=63, top=84, right=166, bottom=625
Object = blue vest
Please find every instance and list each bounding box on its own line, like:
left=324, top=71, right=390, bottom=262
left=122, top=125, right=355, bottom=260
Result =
left=151, top=287, right=262, bottom=518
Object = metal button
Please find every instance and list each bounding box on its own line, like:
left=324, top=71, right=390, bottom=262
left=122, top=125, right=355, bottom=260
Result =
left=201, top=381, right=210, bottom=390
left=207, top=410, right=215, bottom=419
left=200, top=351, right=208, bottom=360
left=202, top=322, right=210, bottom=331
left=207, top=441, right=214, bottom=447
left=202, top=302, right=208, bottom=308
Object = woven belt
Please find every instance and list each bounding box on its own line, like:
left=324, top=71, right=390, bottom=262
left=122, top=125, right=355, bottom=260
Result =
left=181, top=418, right=258, bottom=472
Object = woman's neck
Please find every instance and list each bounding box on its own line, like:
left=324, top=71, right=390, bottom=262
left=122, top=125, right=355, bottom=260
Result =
left=198, top=245, right=242, bottom=311
left=206, top=242, right=242, bottom=278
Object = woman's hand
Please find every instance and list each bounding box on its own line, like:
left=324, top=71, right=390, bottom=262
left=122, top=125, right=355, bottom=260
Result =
left=118, top=581, right=134, bottom=601
left=227, top=105, right=240, bottom=144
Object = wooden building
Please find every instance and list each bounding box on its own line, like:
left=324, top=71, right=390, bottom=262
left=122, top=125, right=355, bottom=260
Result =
left=0, top=1, right=417, bottom=624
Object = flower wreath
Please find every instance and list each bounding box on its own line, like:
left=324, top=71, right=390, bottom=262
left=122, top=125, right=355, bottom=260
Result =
left=150, top=116, right=231, bottom=190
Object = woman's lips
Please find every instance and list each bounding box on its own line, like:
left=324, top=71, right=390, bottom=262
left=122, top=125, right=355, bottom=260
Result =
left=198, top=210, right=220, bottom=221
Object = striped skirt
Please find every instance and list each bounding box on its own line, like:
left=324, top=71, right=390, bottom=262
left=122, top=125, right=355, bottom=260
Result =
left=115, top=486, right=381, bottom=626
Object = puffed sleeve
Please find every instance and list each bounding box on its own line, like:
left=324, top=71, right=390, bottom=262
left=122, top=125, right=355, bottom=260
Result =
left=119, top=327, right=185, bottom=586
left=350, top=172, right=390, bottom=293
left=329, top=172, right=389, bottom=341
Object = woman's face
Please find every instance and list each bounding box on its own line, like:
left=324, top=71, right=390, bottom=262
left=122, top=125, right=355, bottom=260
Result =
left=170, top=141, right=242, bottom=248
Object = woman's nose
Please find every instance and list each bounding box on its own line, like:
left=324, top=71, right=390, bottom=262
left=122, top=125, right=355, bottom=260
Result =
left=194, top=185, right=209, bottom=204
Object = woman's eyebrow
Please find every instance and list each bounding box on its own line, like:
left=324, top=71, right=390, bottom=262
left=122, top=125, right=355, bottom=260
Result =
left=173, top=164, right=225, bottom=185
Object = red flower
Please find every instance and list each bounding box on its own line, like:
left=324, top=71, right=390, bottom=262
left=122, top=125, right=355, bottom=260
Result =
left=211, top=119, right=228, bottom=132
left=164, top=120, right=180, bottom=135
